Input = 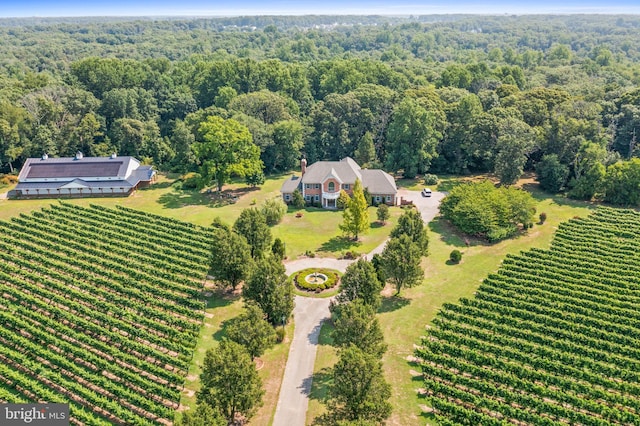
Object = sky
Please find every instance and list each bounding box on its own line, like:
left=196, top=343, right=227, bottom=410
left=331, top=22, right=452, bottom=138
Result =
left=2, top=0, right=640, bottom=18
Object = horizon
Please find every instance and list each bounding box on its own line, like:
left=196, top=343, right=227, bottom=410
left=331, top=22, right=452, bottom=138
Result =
left=3, top=1, right=640, bottom=19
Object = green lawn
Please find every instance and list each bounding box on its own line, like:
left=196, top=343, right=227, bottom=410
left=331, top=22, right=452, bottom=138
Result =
left=0, top=173, right=397, bottom=259
left=309, top=189, right=595, bottom=426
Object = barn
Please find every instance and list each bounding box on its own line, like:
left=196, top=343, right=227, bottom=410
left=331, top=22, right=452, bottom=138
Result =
left=12, top=152, right=155, bottom=199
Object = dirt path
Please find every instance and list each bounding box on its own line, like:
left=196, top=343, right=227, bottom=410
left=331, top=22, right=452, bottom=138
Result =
left=274, top=191, right=443, bottom=425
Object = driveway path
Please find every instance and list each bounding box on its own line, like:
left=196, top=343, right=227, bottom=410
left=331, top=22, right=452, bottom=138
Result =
left=274, top=190, right=444, bottom=426
left=272, top=296, right=332, bottom=426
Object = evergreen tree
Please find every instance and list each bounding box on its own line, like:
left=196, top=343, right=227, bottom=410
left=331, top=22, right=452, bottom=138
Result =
left=354, top=132, right=376, bottom=167
left=339, top=179, right=369, bottom=240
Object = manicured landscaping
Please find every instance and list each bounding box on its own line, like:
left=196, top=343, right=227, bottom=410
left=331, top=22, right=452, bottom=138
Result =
left=292, top=268, right=341, bottom=292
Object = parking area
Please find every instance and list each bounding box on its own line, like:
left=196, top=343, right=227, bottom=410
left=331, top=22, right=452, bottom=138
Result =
left=396, top=188, right=445, bottom=223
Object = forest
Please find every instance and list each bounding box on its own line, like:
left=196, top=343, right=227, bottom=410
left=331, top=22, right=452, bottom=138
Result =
left=2, top=14, right=640, bottom=202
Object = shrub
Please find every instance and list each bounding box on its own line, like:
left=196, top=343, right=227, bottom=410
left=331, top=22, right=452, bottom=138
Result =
left=181, top=172, right=200, bottom=190
left=424, top=174, right=439, bottom=185
left=337, top=190, right=351, bottom=210
left=449, top=249, right=462, bottom=264
left=262, top=198, right=287, bottom=226
left=272, top=238, right=286, bottom=260
left=0, top=174, right=18, bottom=186
left=292, top=268, right=341, bottom=292
left=376, top=204, right=390, bottom=224
left=275, top=327, right=285, bottom=343
left=539, top=212, right=547, bottom=224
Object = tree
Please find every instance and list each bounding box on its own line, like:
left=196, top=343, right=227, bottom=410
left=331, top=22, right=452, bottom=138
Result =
left=536, top=154, right=569, bottom=193
left=176, top=404, right=226, bottom=426
left=376, top=204, right=390, bottom=225
left=226, top=304, right=277, bottom=360
left=242, top=255, right=294, bottom=325
left=449, top=249, right=462, bottom=264
left=493, top=117, right=536, bottom=185
left=340, top=179, right=369, bottom=240
left=337, top=190, right=351, bottom=210
left=245, top=170, right=265, bottom=187
left=381, top=235, right=423, bottom=295
left=603, top=159, right=640, bottom=206
left=389, top=209, right=429, bottom=255
left=318, top=346, right=392, bottom=424
left=331, top=300, right=387, bottom=358
left=335, top=259, right=383, bottom=310
left=261, top=198, right=287, bottom=226
left=193, top=116, right=263, bottom=191
left=271, top=237, right=286, bottom=260
left=209, top=228, right=253, bottom=291
left=385, top=98, right=442, bottom=178
left=292, top=189, right=305, bottom=209
left=233, top=208, right=272, bottom=259
left=354, top=132, right=376, bottom=167
left=197, top=339, right=264, bottom=424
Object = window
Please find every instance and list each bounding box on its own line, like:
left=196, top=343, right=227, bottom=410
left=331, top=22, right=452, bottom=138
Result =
left=305, top=195, right=311, bottom=201
left=375, top=196, right=381, bottom=202
left=315, top=195, right=319, bottom=201
left=285, top=194, right=291, bottom=201
left=342, top=184, right=350, bottom=190
left=305, top=184, right=311, bottom=189
left=386, top=195, right=391, bottom=202
left=315, top=184, right=320, bottom=189
left=328, top=182, right=335, bottom=192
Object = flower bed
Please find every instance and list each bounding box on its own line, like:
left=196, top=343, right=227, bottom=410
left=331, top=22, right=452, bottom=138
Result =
left=292, top=268, right=341, bottom=292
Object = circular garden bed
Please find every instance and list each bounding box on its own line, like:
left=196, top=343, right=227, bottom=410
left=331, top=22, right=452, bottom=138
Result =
left=292, top=268, right=341, bottom=292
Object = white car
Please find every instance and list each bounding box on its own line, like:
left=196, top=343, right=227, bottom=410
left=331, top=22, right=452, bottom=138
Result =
left=422, top=188, right=432, bottom=197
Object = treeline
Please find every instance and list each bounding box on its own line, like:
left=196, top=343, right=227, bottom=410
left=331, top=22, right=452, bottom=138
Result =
left=2, top=15, right=640, bottom=202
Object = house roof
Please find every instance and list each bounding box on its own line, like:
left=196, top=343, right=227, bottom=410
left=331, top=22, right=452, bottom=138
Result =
left=15, top=154, right=155, bottom=193
left=280, top=175, right=301, bottom=193
left=360, top=169, right=397, bottom=194
left=18, top=155, right=139, bottom=182
left=301, top=157, right=362, bottom=185
left=281, top=157, right=397, bottom=196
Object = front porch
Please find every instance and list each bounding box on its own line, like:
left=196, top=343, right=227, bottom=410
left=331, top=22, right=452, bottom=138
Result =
left=322, top=191, right=340, bottom=209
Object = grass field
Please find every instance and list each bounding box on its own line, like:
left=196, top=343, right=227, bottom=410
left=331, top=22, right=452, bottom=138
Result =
left=308, top=186, right=595, bottom=425
left=0, top=173, right=397, bottom=260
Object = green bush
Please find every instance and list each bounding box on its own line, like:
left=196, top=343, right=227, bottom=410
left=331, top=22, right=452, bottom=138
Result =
left=539, top=212, right=547, bottom=224
left=292, top=189, right=305, bottom=209
left=292, top=268, right=341, bottom=291
left=181, top=172, right=200, bottom=190
left=262, top=198, right=287, bottom=226
left=275, top=327, right=285, bottom=343
left=424, top=174, right=439, bottom=185
left=449, top=249, right=462, bottom=264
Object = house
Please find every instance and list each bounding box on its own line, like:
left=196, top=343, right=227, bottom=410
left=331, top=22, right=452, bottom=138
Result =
left=12, top=152, right=155, bottom=199
left=280, top=157, right=397, bottom=208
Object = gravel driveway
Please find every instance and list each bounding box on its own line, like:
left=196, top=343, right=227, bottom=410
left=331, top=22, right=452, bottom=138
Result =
left=274, top=190, right=444, bottom=426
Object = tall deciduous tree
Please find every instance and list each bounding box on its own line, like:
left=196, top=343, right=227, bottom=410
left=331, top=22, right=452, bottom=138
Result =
left=385, top=98, right=441, bottom=178
left=197, top=339, right=264, bottom=424
left=226, top=304, right=277, bottom=360
left=332, top=300, right=387, bottom=358
left=193, top=116, right=263, bottom=191
left=335, top=259, right=382, bottom=310
left=233, top=208, right=272, bottom=259
left=340, top=179, right=369, bottom=240
left=242, top=256, right=293, bottom=325
left=493, top=117, right=536, bottom=185
left=319, top=346, right=392, bottom=424
left=209, top=228, right=253, bottom=290
left=381, top=235, right=424, bottom=295
left=389, top=209, right=429, bottom=255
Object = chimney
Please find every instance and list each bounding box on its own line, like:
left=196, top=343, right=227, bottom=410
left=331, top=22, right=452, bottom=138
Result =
left=301, top=158, right=307, bottom=176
